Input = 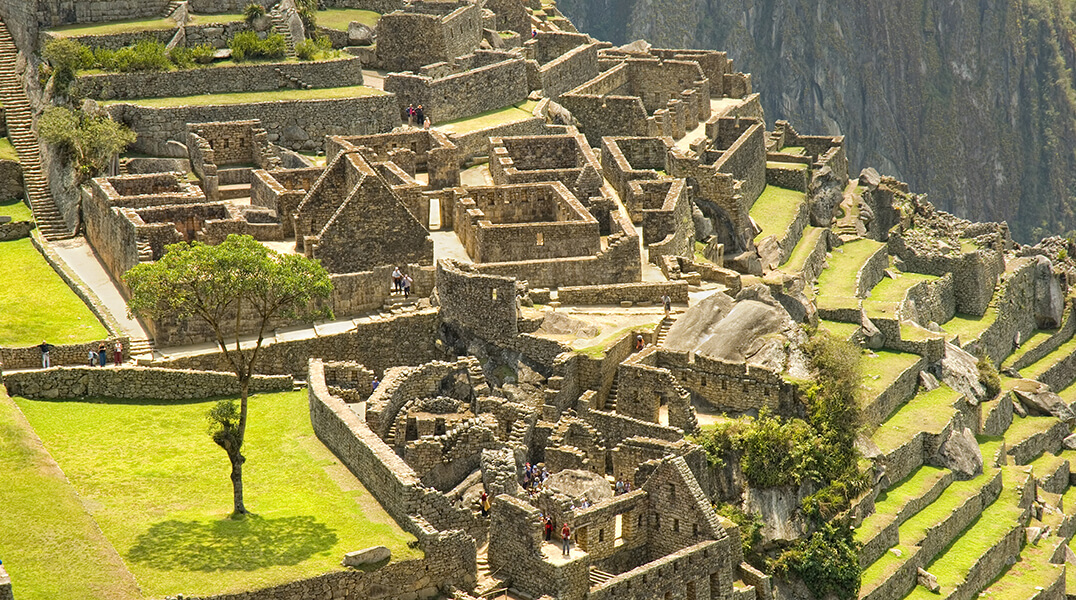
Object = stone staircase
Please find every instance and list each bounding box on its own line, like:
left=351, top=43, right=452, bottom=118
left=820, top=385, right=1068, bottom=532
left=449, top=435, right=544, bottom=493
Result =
left=0, top=22, right=72, bottom=241
left=164, top=0, right=185, bottom=18
left=274, top=67, right=312, bottom=90
left=604, top=371, right=619, bottom=412
left=268, top=8, right=297, bottom=55
left=128, top=338, right=156, bottom=361
left=655, top=315, right=675, bottom=346
left=588, top=566, right=615, bottom=586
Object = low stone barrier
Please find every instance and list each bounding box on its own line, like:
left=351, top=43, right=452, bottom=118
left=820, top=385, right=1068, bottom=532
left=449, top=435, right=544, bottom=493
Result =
left=0, top=338, right=129, bottom=371
left=556, top=281, right=689, bottom=305
left=2, top=366, right=292, bottom=400
left=0, top=219, right=32, bottom=241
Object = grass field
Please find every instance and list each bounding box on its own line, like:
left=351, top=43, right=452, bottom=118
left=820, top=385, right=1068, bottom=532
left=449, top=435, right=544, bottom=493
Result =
left=0, top=197, right=31, bottom=221
left=0, top=389, right=143, bottom=600
left=435, top=100, right=539, bottom=134
left=48, top=13, right=245, bottom=36
left=12, top=390, right=419, bottom=598
left=317, top=8, right=381, bottom=30
left=0, top=137, right=19, bottom=162
left=103, top=85, right=384, bottom=108
left=750, top=184, right=806, bottom=243
left=0, top=238, right=108, bottom=347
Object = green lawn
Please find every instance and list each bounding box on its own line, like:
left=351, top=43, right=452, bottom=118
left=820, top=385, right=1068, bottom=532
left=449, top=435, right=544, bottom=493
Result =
left=47, top=13, right=244, bottom=36
left=817, top=319, right=859, bottom=342
left=867, top=271, right=937, bottom=303
left=765, top=160, right=808, bottom=171
left=871, top=385, right=961, bottom=452
left=859, top=350, right=921, bottom=401
left=856, top=465, right=949, bottom=544
left=1001, top=329, right=1057, bottom=369
left=317, top=8, right=380, bottom=30
left=777, top=146, right=806, bottom=155
left=0, top=390, right=143, bottom=600
left=435, top=100, right=539, bottom=134
left=103, top=85, right=385, bottom=108
left=749, top=184, right=806, bottom=243
left=943, top=309, right=999, bottom=343
left=778, top=225, right=822, bottom=274
left=13, top=390, right=420, bottom=598
left=0, top=238, right=108, bottom=347
left=815, top=239, right=886, bottom=300
left=0, top=197, right=31, bottom=221
left=1019, top=332, right=1076, bottom=380
left=0, top=136, right=19, bottom=162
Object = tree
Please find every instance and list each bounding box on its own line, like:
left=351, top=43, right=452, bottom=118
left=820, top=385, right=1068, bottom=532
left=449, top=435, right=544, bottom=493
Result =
left=38, top=106, right=136, bottom=183
left=42, top=38, right=93, bottom=90
left=124, top=234, right=333, bottom=516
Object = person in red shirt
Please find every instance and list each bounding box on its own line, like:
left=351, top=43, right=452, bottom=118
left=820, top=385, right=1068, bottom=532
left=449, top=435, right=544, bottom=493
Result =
left=544, top=516, right=553, bottom=541
left=561, top=523, right=571, bottom=556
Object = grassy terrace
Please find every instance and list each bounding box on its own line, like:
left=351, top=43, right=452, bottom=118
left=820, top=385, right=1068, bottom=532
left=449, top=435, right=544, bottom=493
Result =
left=866, top=271, right=937, bottom=303
left=0, top=197, right=31, bottom=221
left=317, top=8, right=381, bottom=30
left=0, top=238, right=108, bottom=347
left=48, top=13, right=244, bottom=36
left=905, top=468, right=1026, bottom=600
left=943, top=309, right=998, bottom=343
left=814, top=239, right=885, bottom=315
left=859, top=350, right=921, bottom=403
left=435, top=100, right=539, bottom=134
left=749, top=184, right=806, bottom=243
left=1001, top=328, right=1058, bottom=369
left=855, top=465, right=950, bottom=545
left=1004, top=414, right=1063, bottom=453
left=778, top=225, right=822, bottom=274
left=102, top=85, right=385, bottom=108
left=765, top=160, right=807, bottom=170
left=777, top=146, right=806, bottom=155
left=817, top=319, right=859, bottom=342
left=0, top=137, right=18, bottom=162
left=0, top=390, right=142, bottom=600
left=871, top=385, right=961, bottom=452
left=981, top=542, right=1063, bottom=600
left=10, top=390, right=419, bottom=599
left=1019, top=331, right=1076, bottom=381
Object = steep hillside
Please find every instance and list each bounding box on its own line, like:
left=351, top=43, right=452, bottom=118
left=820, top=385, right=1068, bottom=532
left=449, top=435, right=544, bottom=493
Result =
left=559, top=0, right=1076, bottom=242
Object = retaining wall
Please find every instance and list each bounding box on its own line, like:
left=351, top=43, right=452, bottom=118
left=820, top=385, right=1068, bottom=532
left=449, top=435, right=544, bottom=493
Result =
left=2, top=366, right=291, bottom=400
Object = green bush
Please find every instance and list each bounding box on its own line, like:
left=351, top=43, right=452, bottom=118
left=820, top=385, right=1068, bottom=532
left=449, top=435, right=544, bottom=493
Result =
left=243, top=2, right=266, bottom=23
left=229, top=31, right=287, bottom=62
left=715, top=504, right=763, bottom=560
left=43, top=38, right=93, bottom=88
left=39, top=106, right=136, bottom=182
left=977, top=355, right=1002, bottom=399
left=101, top=39, right=172, bottom=72
left=772, top=523, right=861, bottom=600
left=169, top=46, right=194, bottom=69
left=294, top=36, right=331, bottom=61
left=190, top=44, right=216, bottom=65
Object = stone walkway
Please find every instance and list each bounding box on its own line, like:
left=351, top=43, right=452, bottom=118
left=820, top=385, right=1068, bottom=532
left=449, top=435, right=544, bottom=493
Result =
left=49, top=237, right=150, bottom=340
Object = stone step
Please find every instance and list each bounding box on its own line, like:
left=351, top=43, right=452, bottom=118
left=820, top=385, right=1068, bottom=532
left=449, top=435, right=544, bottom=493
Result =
left=856, top=465, right=955, bottom=568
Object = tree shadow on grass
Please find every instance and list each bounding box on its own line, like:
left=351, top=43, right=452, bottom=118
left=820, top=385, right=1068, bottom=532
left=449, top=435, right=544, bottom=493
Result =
left=126, top=514, right=338, bottom=571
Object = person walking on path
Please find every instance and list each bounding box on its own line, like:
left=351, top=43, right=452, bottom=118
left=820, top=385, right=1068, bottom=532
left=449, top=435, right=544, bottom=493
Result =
left=113, top=340, right=123, bottom=366
left=415, top=105, right=425, bottom=129
left=38, top=340, right=53, bottom=368
left=371, top=377, right=379, bottom=392
left=97, top=343, right=108, bottom=367
left=544, top=516, right=553, bottom=541
left=88, top=347, right=97, bottom=366
left=391, top=266, right=403, bottom=293
left=480, top=491, right=490, bottom=517
left=403, top=274, right=413, bottom=299
left=662, top=294, right=671, bottom=316
left=561, top=523, right=571, bottom=556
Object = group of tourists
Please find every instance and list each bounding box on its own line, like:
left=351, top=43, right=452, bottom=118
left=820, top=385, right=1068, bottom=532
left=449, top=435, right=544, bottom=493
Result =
left=391, top=267, right=414, bottom=298
left=614, top=478, right=633, bottom=495
left=36, top=339, right=122, bottom=369
left=539, top=515, right=573, bottom=556
left=405, top=104, right=430, bottom=129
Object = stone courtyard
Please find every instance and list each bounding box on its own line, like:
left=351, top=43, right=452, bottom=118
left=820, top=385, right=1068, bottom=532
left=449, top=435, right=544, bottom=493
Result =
left=0, top=1, right=1076, bottom=600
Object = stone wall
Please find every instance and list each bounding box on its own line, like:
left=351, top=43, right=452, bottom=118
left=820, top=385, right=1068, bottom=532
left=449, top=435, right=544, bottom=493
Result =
left=0, top=219, right=32, bottom=241
left=74, top=56, right=365, bottom=101
left=856, top=243, right=891, bottom=297
left=436, top=259, right=519, bottom=342
left=251, top=167, right=323, bottom=237
left=861, top=355, right=925, bottom=426
left=376, top=3, right=483, bottom=72
left=557, top=281, right=689, bottom=305
left=888, top=232, right=1004, bottom=316
left=384, top=54, right=528, bottom=124
left=326, top=130, right=460, bottom=189
left=0, top=160, right=23, bottom=201
left=530, top=40, right=599, bottom=99
left=706, top=117, right=767, bottom=213
left=330, top=264, right=435, bottom=316
left=107, top=94, right=400, bottom=155
left=658, top=350, right=795, bottom=416
left=0, top=337, right=128, bottom=370
left=32, top=0, right=169, bottom=29
left=448, top=116, right=546, bottom=162
left=2, top=366, right=291, bottom=400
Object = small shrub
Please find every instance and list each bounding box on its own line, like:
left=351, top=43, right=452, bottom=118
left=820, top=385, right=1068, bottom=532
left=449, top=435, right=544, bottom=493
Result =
left=104, top=39, right=172, bottom=72
left=977, top=355, right=1002, bottom=399
left=169, top=46, right=194, bottom=69
left=229, top=31, right=286, bottom=62
left=43, top=38, right=93, bottom=88
left=190, top=43, right=216, bottom=65
left=296, top=0, right=317, bottom=30
left=243, top=2, right=266, bottom=23
left=714, top=504, right=763, bottom=560
left=294, top=38, right=318, bottom=61
left=772, top=522, right=861, bottom=600
left=93, top=47, right=117, bottom=71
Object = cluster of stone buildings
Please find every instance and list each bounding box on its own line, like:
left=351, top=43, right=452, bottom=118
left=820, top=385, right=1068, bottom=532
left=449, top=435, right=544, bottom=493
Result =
left=5, top=1, right=1076, bottom=600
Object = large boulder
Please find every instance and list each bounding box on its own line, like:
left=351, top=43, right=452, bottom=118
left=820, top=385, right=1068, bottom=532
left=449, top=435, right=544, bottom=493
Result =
left=349, top=22, right=374, bottom=46
left=744, top=483, right=811, bottom=542
left=544, top=469, right=613, bottom=503
left=1034, top=256, right=1064, bottom=329
left=1013, top=379, right=1075, bottom=420
left=940, top=343, right=987, bottom=405
left=343, top=546, right=390, bottom=567
left=929, top=427, right=983, bottom=480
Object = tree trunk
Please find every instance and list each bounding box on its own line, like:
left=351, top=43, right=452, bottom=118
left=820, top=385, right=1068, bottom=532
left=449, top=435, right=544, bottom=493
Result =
left=230, top=449, right=246, bottom=516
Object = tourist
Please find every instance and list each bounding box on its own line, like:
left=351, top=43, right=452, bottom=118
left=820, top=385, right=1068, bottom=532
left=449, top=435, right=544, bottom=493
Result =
left=371, top=377, right=379, bottom=392
left=403, top=274, right=413, bottom=298
left=97, top=342, right=108, bottom=367
left=423, top=116, right=431, bottom=130
left=544, top=515, right=553, bottom=541
left=415, top=105, right=425, bottom=128
left=88, top=347, right=97, bottom=366
left=480, top=491, right=491, bottom=517
left=635, top=335, right=645, bottom=351
left=113, top=340, right=123, bottom=366
left=392, top=266, right=403, bottom=292
left=561, top=523, right=571, bottom=556
left=661, top=294, right=671, bottom=316
left=406, top=103, right=415, bottom=126
left=615, top=479, right=624, bottom=495
left=38, top=340, right=52, bottom=368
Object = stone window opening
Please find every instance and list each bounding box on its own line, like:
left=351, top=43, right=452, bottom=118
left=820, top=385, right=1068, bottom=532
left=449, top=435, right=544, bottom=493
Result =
left=668, top=483, right=676, bottom=500
left=721, top=379, right=727, bottom=390
left=638, top=513, right=643, bottom=528
left=614, top=513, right=625, bottom=547
left=491, top=288, right=498, bottom=300
left=742, top=382, right=748, bottom=392
left=687, top=582, right=697, bottom=600
left=598, top=528, right=604, bottom=543
left=701, top=376, right=706, bottom=387
left=653, top=514, right=660, bottom=529
left=692, top=523, right=699, bottom=536
left=673, top=518, right=679, bottom=533
left=536, top=232, right=544, bottom=246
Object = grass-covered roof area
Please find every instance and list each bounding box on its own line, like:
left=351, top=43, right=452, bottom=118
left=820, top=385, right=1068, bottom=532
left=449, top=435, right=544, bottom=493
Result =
left=435, top=100, right=539, bottom=134
left=815, top=238, right=886, bottom=300
left=859, top=350, right=921, bottom=401
left=871, top=384, right=961, bottom=452
left=0, top=137, right=19, bottom=162
left=316, top=8, right=380, bottom=30
left=0, top=197, right=31, bottom=221
left=102, top=85, right=385, bottom=108
left=750, top=184, right=806, bottom=243
left=779, top=225, right=822, bottom=274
